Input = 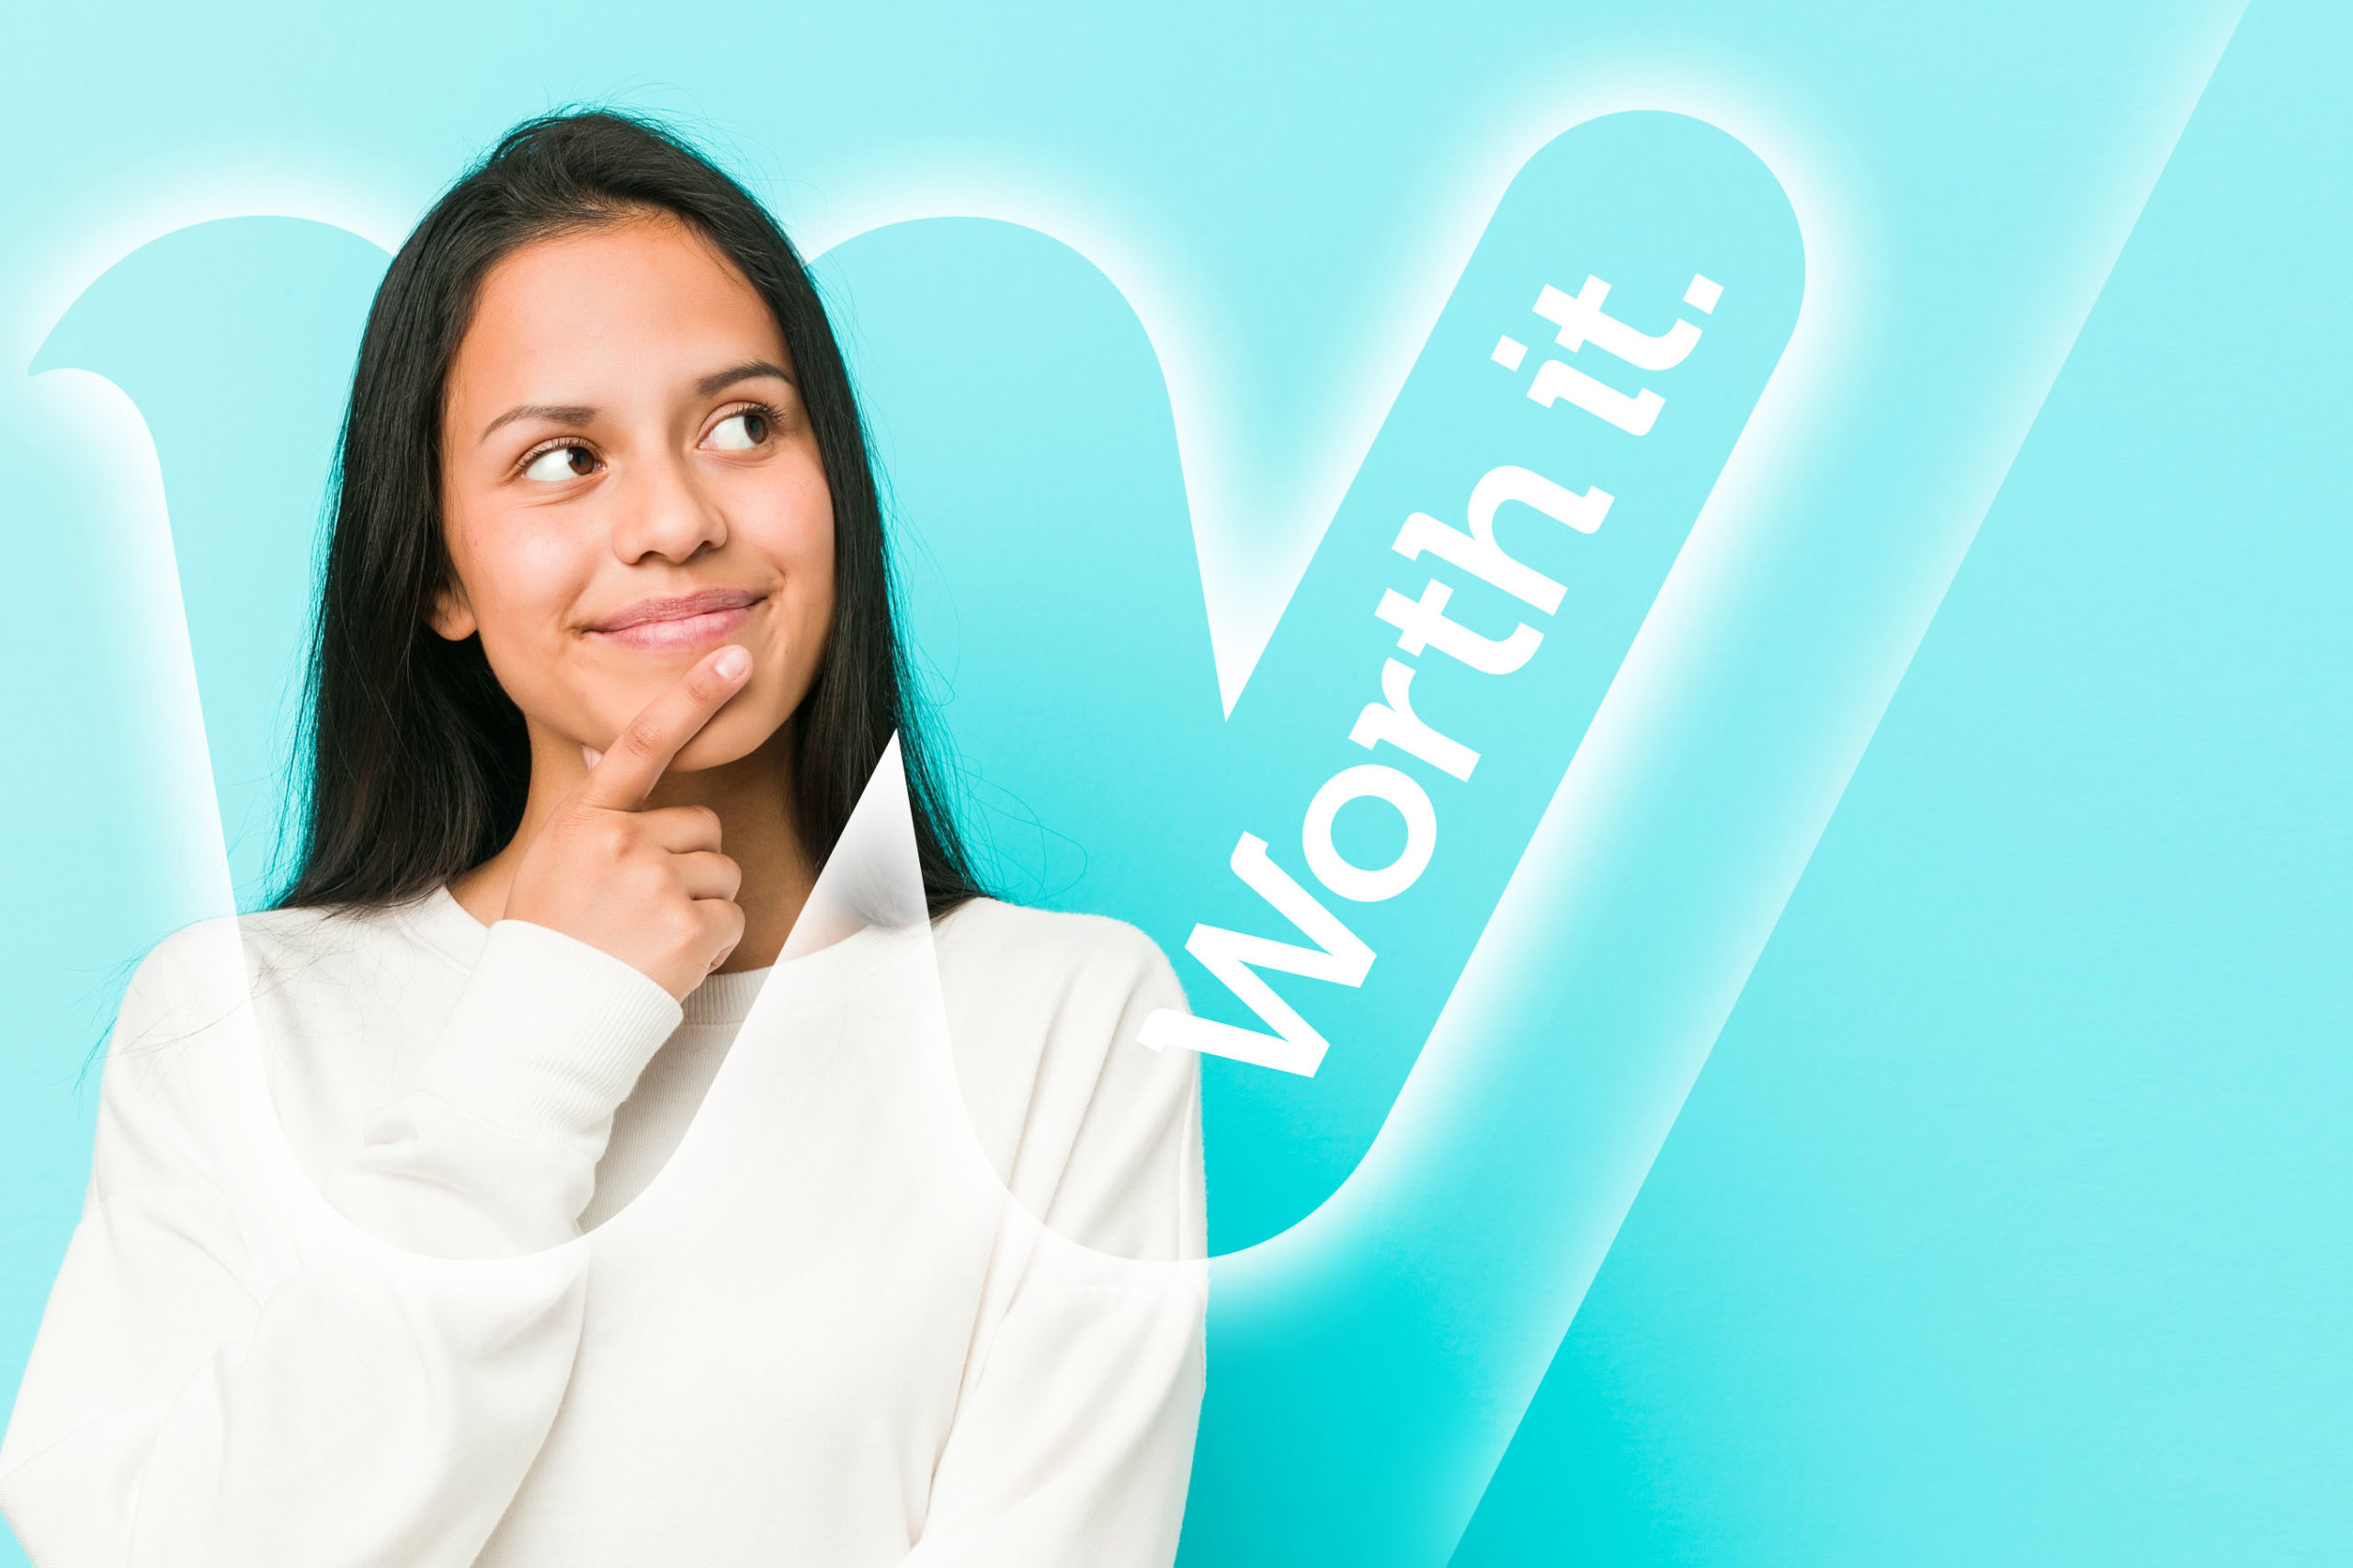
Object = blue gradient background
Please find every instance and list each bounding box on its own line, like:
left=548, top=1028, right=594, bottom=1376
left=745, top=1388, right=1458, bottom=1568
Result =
left=3, top=2, right=2347, bottom=1563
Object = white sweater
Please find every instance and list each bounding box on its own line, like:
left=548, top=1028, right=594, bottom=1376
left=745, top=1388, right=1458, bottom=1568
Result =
left=0, top=886, right=1207, bottom=1568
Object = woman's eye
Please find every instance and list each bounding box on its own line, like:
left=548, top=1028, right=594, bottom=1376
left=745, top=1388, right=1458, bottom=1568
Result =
left=523, top=444, right=598, bottom=483
left=707, top=409, right=770, bottom=451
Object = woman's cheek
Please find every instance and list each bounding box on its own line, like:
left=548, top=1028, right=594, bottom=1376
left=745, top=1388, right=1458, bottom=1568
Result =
left=462, top=525, right=606, bottom=731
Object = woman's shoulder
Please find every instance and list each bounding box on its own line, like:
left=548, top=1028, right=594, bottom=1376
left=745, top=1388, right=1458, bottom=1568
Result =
left=136, top=895, right=434, bottom=969
left=930, top=896, right=1188, bottom=1019
left=96, top=897, right=478, bottom=1198
left=235, top=894, right=471, bottom=975
left=115, top=895, right=470, bottom=1063
left=927, top=898, right=1202, bottom=1259
left=88, top=910, right=347, bottom=1200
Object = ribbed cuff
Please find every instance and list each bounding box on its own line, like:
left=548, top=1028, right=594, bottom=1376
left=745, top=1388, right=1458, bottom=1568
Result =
left=410, top=919, right=685, bottom=1152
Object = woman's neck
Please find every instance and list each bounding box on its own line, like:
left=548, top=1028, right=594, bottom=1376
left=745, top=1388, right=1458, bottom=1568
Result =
left=449, top=723, right=816, bottom=974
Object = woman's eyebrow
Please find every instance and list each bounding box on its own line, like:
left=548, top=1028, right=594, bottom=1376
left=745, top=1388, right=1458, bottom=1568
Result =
left=481, top=403, right=596, bottom=444
left=694, top=359, right=793, bottom=396
left=476, top=362, right=792, bottom=445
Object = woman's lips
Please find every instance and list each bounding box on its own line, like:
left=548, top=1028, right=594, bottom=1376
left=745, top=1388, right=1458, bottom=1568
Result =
left=585, top=590, right=766, bottom=653
left=590, top=605, right=755, bottom=652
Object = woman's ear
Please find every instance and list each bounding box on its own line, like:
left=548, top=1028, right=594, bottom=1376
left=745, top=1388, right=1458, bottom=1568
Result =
left=426, top=578, right=479, bottom=641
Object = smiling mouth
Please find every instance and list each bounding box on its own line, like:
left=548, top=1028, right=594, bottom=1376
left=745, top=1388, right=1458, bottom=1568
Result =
left=586, top=589, right=767, bottom=653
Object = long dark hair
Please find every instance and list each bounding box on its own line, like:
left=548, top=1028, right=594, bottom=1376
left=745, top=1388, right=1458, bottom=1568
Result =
left=275, top=109, right=982, bottom=917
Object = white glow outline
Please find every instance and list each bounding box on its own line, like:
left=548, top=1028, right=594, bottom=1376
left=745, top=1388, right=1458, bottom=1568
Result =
left=14, top=166, right=414, bottom=932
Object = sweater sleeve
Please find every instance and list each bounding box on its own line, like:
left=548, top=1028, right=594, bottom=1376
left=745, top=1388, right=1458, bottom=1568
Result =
left=904, top=921, right=1209, bottom=1568
left=0, top=916, right=681, bottom=1568
left=327, top=918, right=685, bottom=1257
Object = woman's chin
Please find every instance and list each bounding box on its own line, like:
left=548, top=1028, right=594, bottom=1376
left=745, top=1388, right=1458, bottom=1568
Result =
left=664, top=710, right=790, bottom=775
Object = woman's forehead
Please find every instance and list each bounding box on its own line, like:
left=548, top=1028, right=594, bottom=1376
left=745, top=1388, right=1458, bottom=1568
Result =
left=450, top=217, right=789, bottom=411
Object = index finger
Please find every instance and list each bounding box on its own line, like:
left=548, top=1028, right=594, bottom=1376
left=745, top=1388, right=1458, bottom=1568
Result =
left=575, top=643, right=755, bottom=812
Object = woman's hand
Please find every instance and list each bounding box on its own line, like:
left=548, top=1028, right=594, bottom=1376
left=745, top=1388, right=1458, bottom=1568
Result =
left=503, top=644, right=754, bottom=1000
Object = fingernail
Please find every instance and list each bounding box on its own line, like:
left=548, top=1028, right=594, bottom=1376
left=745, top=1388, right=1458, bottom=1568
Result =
left=714, top=646, right=752, bottom=682
left=582, top=745, right=603, bottom=770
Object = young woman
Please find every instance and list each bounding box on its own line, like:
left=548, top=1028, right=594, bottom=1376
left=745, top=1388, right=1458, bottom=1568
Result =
left=0, top=111, right=1206, bottom=1567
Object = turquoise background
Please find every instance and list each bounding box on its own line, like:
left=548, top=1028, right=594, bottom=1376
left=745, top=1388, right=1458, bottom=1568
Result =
left=3, top=1, right=2347, bottom=1563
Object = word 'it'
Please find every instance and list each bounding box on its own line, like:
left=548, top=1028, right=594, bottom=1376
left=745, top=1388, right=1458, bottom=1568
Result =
left=1491, top=272, right=1721, bottom=437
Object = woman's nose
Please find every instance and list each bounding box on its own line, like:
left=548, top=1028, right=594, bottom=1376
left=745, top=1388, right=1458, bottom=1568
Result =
left=611, top=450, right=727, bottom=563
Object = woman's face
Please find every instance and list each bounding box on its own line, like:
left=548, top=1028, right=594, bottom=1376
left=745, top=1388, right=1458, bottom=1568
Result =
left=433, top=212, right=835, bottom=778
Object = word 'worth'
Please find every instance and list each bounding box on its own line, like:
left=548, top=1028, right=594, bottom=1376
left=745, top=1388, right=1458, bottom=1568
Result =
left=1140, top=269, right=1723, bottom=1075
